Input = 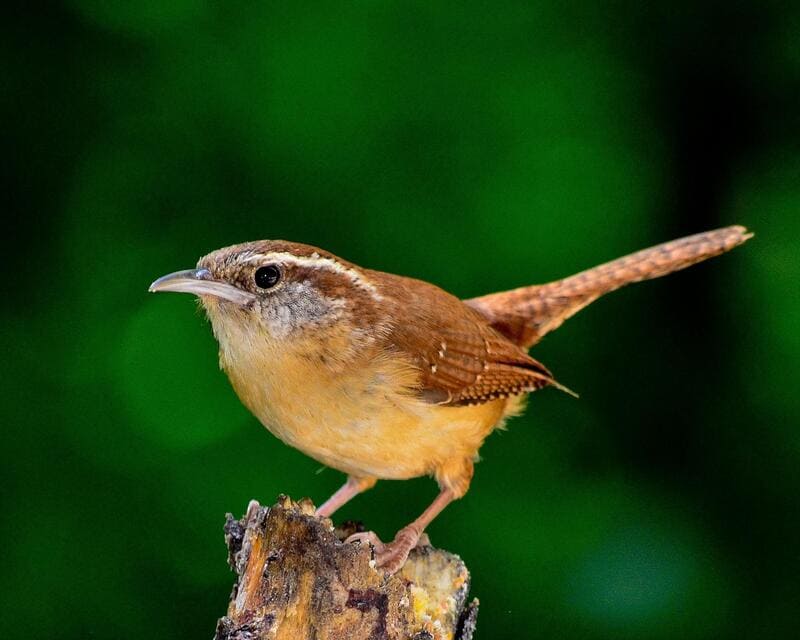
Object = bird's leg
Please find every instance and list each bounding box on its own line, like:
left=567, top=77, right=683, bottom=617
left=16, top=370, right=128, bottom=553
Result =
left=347, top=487, right=456, bottom=574
left=316, top=475, right=377, bottom=518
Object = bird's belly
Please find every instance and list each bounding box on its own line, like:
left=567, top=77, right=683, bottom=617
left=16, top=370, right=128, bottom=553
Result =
left=268, top=397, right=505, bottom=480
left=228, top=356, right=508, bottom=480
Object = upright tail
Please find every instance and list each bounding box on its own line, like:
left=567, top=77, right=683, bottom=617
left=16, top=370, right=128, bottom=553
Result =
left=465, top=225, right=753, bottom=349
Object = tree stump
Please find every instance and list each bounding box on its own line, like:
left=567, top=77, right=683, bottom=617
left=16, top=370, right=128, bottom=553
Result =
left=214, top=496, right=479, bottom=640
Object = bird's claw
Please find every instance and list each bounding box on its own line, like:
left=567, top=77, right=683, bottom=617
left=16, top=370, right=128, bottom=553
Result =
left=345, top=525, right=423, bottom=574
left=345, top=530, right=386, bottom=551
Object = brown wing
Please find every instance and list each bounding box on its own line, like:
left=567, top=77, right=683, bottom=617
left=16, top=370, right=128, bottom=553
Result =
left=378, top=272, right=558, bottom=406
left=466, top=226, right=753, bottom=349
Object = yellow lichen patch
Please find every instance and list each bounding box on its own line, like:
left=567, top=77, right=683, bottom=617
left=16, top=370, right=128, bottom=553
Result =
left=401, top=548, right=470, bottom=640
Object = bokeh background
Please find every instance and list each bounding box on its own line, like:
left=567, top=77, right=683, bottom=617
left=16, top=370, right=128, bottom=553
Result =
left=3, top=2, right=799, bottom=638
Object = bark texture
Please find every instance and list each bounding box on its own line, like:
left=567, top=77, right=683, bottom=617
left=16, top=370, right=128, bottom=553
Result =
left=214, top=496, right=479, bottom=640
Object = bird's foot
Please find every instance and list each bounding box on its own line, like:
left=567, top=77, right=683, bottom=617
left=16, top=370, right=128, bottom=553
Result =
left=345, top=525, right=425, bottom=574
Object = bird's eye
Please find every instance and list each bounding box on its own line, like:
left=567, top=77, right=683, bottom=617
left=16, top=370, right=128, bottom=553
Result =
left=254, top=265, right=281, bottom=289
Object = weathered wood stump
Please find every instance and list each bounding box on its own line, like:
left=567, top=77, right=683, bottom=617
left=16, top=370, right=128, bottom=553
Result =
left=214, top=496, right=479, bottom=640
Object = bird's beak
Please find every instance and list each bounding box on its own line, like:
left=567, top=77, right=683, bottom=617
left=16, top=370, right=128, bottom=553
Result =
left=148, top=268, right=256, bottom=306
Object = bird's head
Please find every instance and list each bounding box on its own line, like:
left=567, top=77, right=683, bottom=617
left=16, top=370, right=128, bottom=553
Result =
left=149, top=240, right=387, bottom=363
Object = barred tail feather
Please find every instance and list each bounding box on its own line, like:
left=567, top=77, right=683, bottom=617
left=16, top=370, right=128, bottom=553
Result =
left=465, top=226, right=753, bottom=349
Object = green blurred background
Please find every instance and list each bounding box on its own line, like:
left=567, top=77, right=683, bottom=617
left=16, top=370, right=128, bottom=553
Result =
left=3, top=2, right=798, bottom=638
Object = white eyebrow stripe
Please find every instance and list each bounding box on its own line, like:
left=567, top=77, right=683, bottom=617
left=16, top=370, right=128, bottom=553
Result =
left=241, top=252, right=383, bottom=300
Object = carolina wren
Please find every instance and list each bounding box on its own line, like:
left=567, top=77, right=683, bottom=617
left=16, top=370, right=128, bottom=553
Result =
left=149, top=226, right=751, bottom=573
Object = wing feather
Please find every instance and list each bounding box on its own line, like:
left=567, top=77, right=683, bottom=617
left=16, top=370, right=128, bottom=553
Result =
left=377, top=272, right=559, bottom=406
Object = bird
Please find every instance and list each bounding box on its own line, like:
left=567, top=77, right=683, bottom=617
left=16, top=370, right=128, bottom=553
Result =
left=149, top=225, right=751, bottom=573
